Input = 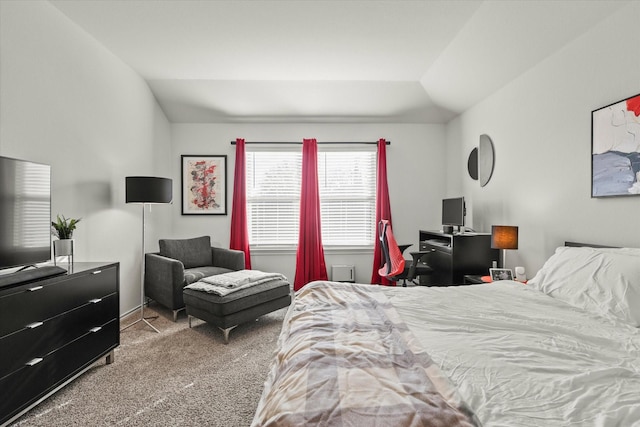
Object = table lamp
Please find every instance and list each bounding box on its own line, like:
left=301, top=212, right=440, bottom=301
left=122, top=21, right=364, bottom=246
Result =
left=491, top=225, right=518, bottom=268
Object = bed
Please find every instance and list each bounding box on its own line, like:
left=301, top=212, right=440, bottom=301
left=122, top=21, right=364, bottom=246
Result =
left=251, top=244, right=640, bottom=426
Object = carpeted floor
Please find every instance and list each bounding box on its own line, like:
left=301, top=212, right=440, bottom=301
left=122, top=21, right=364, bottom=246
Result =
left=10, top=303, right=287, bottom=427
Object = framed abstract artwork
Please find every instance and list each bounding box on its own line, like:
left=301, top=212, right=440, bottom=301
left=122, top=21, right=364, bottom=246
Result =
left=181, top=155, right=227, bottom=215
left=591, top=93, right=640, bottom=197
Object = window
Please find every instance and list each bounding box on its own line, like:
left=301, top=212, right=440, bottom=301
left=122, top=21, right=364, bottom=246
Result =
left=246, top=145, right=376, bottom=247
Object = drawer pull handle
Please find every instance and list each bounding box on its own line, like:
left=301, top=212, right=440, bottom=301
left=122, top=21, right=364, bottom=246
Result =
left=26, top=321, right=44, bottom=329
left=90, top=327, right=102, bottom=333
left=26, top=358, right=43, bottom=366
left=92, top=270, right=102, bottom=275
left=89, top=298, right=102, bottom=304
left=27, top=286, right=43, bottom=292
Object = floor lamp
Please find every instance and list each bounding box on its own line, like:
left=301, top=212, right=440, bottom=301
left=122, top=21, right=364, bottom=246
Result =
left=491, top=225, right=519, bottom=268
left=121, top=176, right=172, bottom=333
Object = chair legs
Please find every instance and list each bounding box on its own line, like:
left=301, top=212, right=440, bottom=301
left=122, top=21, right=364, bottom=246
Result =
left=399, top=278, right=417, bottom=287
left=172, top=307, right=185, bottom=322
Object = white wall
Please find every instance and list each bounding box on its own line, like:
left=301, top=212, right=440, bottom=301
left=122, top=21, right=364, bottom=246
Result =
left=446, top=1, right=640, bottom=277
left=170, top=123, right=446, bottom=283
left=6, top=2, right=632, bottom=298
left=0, top=1, right=172, bottom=315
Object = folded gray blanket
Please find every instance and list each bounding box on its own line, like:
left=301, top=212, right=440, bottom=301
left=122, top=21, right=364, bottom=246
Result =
left=184, top=269, right=288, bottom=296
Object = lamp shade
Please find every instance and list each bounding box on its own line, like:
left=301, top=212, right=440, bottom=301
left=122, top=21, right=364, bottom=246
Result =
left=491, top=225, right=518, bottom=250
left=126, top=176, right=172, bottom=204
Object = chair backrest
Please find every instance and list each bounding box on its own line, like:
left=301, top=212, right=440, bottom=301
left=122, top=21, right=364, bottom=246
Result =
left=378, top=220, right=405, bottom=280
left=159, top=236, right=212, bottom=268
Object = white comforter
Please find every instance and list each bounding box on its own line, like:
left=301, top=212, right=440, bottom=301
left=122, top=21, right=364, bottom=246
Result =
left=383, top=281, right=640, bottom=426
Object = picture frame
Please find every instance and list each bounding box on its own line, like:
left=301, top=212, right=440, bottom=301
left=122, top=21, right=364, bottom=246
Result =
left=489, top=268, right=513, bottom=281
left=181, top=155, right=227, bottom=215
left=591, top=93, right=640, bottom=198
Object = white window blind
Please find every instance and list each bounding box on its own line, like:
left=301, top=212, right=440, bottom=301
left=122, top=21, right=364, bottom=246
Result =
left=246, top=150, right=302, bottom=245
left=246, top=146, right=376, bottom=247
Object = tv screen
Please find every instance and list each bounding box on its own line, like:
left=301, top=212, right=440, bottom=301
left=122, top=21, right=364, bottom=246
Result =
left=442, top=197, right=465, bottom=227
left=0, top=156, right=51, bottom=270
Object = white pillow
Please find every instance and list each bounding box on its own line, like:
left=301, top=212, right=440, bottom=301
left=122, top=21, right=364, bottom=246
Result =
left=528, top=246, right=640, bottom=326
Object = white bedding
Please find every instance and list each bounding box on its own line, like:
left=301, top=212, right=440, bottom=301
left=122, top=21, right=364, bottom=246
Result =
left=383, top=281, right=640, bottom=426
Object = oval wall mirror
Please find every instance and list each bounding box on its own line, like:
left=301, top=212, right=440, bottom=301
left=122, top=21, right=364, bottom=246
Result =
left=478, top=134, right=495, bottom=187
left=467, top=147, right=478, bottom=180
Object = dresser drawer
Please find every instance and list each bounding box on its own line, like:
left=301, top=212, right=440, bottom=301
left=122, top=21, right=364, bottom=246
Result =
left=0, top=319, right=118, bottom=424
left=0, top=267, right=117, bottom=337
left=52, top=318, right=119, bottom=383
left=0, top=350, right=55, bottom=424
left=0, top=292, right=117, bottom=379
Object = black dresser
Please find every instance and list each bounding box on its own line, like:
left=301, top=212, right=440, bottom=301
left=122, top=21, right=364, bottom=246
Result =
left=0, top=262, right=119, bottom=426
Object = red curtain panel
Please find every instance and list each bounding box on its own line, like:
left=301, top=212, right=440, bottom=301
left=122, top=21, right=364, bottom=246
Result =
left=370, top=138, right=393, bottom=285
left=229, top=138, right=252, bottom=269
left=294, top=138, right=328, bottom=290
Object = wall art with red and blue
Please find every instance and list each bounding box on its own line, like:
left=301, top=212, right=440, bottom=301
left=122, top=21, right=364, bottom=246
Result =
left=592, top=93, right=640, bottom=197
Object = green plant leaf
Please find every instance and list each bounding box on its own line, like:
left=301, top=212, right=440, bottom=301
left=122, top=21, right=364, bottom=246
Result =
left=51, top=214, right=81, bottom=239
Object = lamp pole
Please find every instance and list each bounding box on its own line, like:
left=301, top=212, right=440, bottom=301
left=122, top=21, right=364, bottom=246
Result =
left=121, top=204, right=160, bottom=333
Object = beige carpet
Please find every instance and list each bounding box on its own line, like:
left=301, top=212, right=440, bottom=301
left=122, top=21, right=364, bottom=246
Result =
left=10, top=303, right=287, bottom=427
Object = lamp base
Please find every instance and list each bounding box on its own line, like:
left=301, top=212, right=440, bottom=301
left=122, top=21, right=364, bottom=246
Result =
left=121, top=302, right=160, bottom=333
left=121, top=313, right=160, bottom=333
left=121, top=317, right=159, bottom=333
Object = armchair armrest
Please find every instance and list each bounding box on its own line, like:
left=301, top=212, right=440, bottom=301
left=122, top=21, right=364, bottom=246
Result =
left=211, top=247, right=245, bottom=271
left=145, top=253, right=187, bottom=310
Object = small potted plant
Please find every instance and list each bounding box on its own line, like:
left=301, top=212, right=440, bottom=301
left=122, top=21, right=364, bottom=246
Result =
left=51, top=215, right=81, bottom=259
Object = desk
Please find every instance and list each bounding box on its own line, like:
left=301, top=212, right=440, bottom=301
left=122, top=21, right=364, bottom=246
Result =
left=419, top=230, right=499, bottom=286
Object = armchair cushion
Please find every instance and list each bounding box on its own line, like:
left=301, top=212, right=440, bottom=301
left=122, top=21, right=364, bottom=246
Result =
left=159, top=236, right=212, bottom=269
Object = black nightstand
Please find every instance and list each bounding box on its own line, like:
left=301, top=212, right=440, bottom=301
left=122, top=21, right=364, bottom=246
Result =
left=463, top=274, right=488, bottom=285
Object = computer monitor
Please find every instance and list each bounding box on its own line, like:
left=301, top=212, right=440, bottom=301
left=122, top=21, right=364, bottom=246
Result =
left=442, top=197, right=465, bottom=232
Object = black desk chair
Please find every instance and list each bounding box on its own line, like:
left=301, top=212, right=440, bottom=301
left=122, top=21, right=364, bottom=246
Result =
left=378, top=220, right=433, bottom=286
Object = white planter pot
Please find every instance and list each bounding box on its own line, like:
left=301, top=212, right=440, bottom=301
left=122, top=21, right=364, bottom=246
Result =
left=54, top=239, right=74, bottom=257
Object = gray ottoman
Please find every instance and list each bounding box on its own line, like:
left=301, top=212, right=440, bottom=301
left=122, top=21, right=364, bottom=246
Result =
left=183, top=279, right=291, bottom=343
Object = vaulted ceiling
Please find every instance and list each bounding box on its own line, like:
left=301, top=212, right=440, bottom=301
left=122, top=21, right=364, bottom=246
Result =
left=49, top=0, right=627, bottom=123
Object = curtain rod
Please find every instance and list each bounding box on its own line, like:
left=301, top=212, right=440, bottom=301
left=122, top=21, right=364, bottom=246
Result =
left=230, top=140, right=390, bottom=145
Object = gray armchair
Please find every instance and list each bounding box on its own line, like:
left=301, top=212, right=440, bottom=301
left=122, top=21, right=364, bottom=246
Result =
left=144, top=236, right=245, bottom=321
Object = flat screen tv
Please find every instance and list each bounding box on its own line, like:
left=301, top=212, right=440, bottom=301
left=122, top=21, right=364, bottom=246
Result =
left=0, top=156, right=52, bottom=270
left=442, top=197, right=465, bottom=230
